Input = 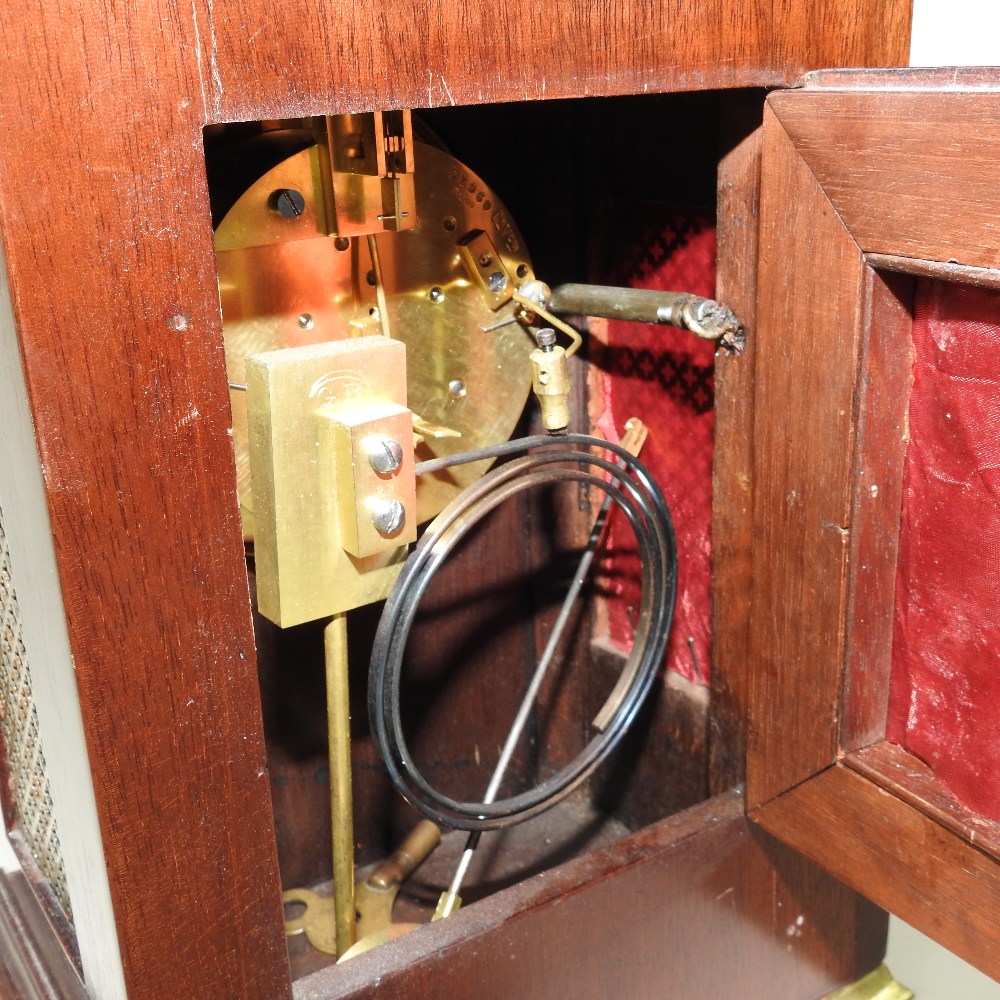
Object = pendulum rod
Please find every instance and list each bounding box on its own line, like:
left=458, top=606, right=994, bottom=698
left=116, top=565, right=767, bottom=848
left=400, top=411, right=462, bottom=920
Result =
left=325, top=612, right=357, bottom=956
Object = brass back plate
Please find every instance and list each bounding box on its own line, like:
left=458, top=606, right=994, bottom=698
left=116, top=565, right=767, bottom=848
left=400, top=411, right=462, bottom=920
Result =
left=218, top=141, right=534, bottom=535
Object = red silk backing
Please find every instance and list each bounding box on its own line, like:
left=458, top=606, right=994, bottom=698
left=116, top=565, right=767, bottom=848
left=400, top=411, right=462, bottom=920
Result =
left=887, top=279, right=1000, bottom=821
left=591, top=213, right=716, bottom=685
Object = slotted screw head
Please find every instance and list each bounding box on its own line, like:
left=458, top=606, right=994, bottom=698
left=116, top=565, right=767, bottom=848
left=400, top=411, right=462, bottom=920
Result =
left=366, top=438, right=404, bottom=475
left=534, top=328, right=557, bottom=350
left=370, top=498, right=406, bottom=537
left=270, top=188, right=305, bottom=218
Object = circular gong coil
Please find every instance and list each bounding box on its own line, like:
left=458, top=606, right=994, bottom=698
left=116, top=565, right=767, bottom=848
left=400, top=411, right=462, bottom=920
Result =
left=368, top=434, right=678, bottom=831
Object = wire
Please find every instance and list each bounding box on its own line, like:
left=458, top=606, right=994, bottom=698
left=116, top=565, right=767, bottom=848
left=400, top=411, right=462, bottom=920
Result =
left=511, top=291, right=583, bottom=357
left=368, top=434, right=677, bottom=832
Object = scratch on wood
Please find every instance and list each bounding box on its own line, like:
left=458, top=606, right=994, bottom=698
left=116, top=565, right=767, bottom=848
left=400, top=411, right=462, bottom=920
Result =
left=205, top=0, right=223, bottom=107
left=190, top=1, right=209, bottom=116
left=440, top=75, right=456, bottom=106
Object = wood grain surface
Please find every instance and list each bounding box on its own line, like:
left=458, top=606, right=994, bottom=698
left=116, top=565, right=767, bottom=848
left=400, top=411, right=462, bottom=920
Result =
left=769, top=86, right=1000, bottom=269
left=710, top=109, right=763, bottom=793
left=867, top=253, right=1000, bottom=291
left=839, top=270, right=913, bottom=751
left=297, top=791, right=885, bottom=1000
left=745, top=102, right=869, bottom=807
left=0, top=3, right=912, bottom=996
left=752, top=764, right=1000, bottom=984
left=747, top=70, right=1000, bottom=985
left=848, top=742, right=1000, bottom=862
left=201, top=1, right=912, bottom=121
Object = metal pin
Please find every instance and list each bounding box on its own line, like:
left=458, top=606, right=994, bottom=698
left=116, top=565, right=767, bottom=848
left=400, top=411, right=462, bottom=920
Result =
left=367, top=235, right=393, bottom=339
left=480, top=314, right=520, bottom=333
left=687, top=636, right=704, bottom=685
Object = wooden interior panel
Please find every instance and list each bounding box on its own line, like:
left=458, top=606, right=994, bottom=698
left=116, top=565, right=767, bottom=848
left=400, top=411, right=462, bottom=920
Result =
left=840, top=269, right=913, bottom=751
left=298, top=791, right=885, bottom=1000
left=0, top=4, right=292, bottom=998
left=202, top=1, right=912, bottom=121
left=745, top=102, right=868, bottom=807
left=747, top=71, right=1000, bottom=983
left=848, top=742, right=1000, bottom=860
left=710, top=113, right=762, bottom=792
left=866, top=252, right=1000, bottom=292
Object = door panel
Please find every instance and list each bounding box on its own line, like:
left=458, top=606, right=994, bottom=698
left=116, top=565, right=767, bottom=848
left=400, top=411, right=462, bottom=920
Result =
left=748, top=68, right=1000, bottom=982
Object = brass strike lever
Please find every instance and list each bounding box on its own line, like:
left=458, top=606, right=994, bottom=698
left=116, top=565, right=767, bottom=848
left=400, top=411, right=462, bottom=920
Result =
left=354, top=819, right=442, bottom=940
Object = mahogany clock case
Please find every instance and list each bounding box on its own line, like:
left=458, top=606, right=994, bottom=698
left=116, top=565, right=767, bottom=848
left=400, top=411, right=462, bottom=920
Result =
left=0, top=3, right=913, bottom=998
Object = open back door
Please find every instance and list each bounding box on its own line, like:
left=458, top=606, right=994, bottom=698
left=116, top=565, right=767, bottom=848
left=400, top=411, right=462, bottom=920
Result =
left=748, top=68, right=1000, bottom=982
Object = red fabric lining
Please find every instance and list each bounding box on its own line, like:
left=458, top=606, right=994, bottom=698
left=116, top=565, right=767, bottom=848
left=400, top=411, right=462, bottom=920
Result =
left=887, top=279, right=1000, bottom=821
left=591, top=212, right=715, bottom=685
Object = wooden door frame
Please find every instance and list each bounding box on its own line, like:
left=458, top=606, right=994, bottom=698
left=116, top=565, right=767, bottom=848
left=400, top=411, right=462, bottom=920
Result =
left=747, top=67, right=1000, bottom=981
